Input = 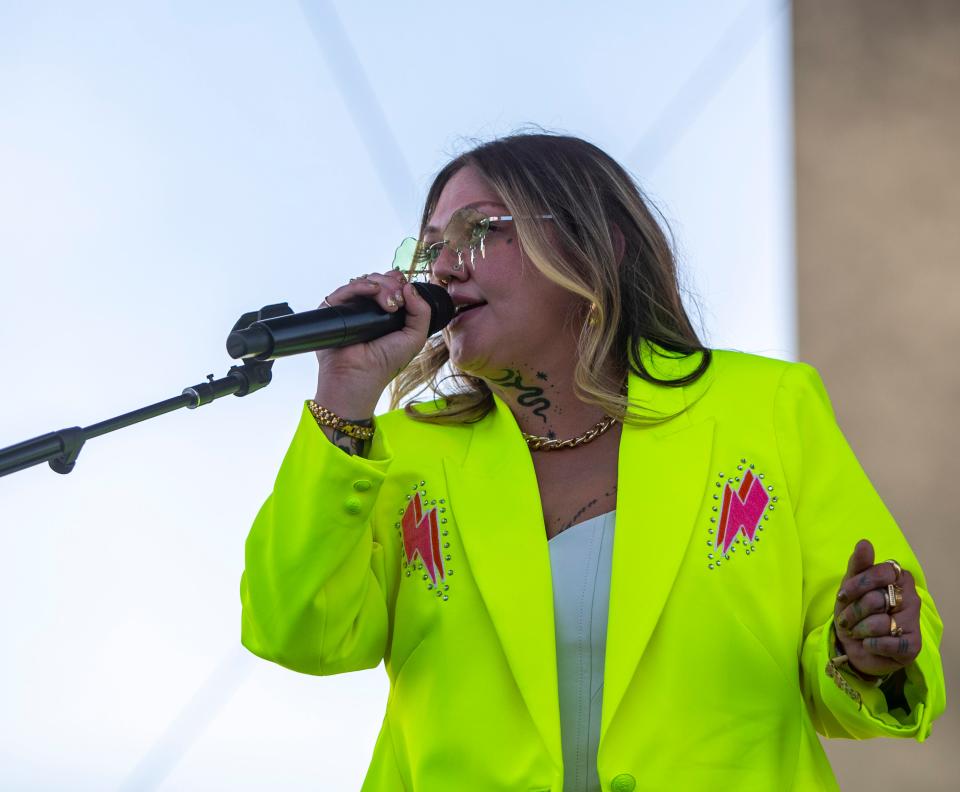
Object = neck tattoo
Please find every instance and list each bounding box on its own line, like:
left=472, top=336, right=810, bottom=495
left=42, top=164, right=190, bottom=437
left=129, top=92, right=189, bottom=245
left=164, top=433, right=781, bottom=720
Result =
left=490, top=368, right=551, bottom=422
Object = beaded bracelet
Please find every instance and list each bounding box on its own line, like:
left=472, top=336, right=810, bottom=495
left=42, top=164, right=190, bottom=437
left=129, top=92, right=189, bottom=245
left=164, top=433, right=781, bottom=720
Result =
left=307, top=400, right=375, bottom=441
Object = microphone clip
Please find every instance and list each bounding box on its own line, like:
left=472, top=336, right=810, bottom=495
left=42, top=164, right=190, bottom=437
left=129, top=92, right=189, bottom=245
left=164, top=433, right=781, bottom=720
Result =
left=220, top=303, right=293, bottom=399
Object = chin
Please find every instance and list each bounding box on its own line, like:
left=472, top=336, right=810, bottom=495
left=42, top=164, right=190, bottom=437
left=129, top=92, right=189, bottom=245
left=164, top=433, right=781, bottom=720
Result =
left=444, top=313, right=533, bottom=378
left=445, top=334, right=496, bottom=378
left=447, top=348, right=488, bottom=378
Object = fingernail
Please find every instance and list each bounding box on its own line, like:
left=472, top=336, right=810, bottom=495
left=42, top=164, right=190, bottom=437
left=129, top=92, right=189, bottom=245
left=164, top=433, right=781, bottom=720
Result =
left=386, top=296, right=396, bottom=308
left=837, top=615, right=847, bottom=628
left=837, top=590, right=847, bottom=602
left=394, top=290, right=404, bottom=304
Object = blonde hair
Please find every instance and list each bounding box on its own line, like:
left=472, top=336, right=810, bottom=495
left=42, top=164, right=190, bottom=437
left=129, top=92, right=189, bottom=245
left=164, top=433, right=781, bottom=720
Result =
left=389, top=132, right=711, bottom=425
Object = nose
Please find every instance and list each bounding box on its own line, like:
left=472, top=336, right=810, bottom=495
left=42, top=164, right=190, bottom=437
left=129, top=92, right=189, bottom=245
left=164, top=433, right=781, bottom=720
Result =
left=429, top=243, right=468, bottom=287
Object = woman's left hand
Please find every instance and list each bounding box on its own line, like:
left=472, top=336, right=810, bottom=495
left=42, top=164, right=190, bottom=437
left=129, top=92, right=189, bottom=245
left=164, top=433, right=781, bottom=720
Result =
left=834, top=538, right=921, bottom=679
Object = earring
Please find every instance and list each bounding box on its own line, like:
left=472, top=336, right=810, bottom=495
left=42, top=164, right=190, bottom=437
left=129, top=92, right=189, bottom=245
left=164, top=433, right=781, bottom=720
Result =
left=587, top=303, right=599, bottom=327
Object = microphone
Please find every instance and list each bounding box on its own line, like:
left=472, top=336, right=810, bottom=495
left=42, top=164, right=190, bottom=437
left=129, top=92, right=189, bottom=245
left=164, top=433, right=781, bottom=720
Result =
left=226, top=282, right=455, bottom=361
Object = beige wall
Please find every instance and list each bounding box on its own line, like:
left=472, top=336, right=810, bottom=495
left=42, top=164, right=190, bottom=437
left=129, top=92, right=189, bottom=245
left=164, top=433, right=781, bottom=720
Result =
left=793, top=1, right=958, bottom=788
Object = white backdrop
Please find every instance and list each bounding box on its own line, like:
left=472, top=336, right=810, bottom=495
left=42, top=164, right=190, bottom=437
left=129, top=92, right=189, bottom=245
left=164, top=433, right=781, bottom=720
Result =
left=0, top=1, right=792, bottom=788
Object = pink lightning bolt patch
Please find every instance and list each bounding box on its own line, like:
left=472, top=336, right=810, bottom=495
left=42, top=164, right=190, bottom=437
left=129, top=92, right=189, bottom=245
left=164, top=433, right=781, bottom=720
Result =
left=715, top=469, right=769, bottom=554
left=401, top=492, right=445, bottom=584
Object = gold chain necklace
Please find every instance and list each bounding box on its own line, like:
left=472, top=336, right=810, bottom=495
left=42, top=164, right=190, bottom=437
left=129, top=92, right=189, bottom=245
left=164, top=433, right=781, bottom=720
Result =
left=522, top=415, right=618, bottom=451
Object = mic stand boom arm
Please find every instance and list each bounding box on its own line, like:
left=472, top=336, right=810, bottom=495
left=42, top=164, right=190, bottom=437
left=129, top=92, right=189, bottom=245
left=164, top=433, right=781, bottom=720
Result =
left=0, top=303, right=292, bottom=478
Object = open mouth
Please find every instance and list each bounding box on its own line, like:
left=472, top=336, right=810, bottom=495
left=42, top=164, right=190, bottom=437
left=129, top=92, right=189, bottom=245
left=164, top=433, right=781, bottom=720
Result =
left=453, top=301, right=487, bottom=316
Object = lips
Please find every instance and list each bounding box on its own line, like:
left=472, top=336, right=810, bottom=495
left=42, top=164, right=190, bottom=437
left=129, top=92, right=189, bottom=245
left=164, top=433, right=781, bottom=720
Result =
left=449, top=301, right=486, bottom=326
left=454, top=301, right=486, bottom=316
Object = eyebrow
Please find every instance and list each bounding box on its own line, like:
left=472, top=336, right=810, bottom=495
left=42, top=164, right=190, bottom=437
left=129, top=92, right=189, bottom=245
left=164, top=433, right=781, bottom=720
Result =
left=424, top=201, right=508, bottom=233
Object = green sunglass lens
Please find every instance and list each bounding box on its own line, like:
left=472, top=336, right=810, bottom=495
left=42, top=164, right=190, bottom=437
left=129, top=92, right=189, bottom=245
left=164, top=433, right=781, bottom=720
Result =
left=393, top=237, right=431, bottom=274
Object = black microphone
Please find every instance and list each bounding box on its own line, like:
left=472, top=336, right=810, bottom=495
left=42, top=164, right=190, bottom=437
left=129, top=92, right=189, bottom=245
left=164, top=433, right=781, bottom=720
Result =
left=226, top=282, right=455, bottom=361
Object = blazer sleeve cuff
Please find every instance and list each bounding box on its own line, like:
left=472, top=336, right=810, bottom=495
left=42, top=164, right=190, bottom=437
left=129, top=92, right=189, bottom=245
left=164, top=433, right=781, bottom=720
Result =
left=811, top=609, right=942, bottom=741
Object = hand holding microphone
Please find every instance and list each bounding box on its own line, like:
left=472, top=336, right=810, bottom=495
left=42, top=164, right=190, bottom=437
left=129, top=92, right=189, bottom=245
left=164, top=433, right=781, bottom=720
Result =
left=314, top=271, right=438, bottom=415
left=313, top=271, right=448, bottom=427
left=226, top=270, right=453, bottom=420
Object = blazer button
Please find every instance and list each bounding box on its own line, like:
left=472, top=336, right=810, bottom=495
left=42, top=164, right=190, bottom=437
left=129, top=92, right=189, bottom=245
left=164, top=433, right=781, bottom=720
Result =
left=611, top=773, right=636, bottom=792
left=344, top=497, right=362, bottom=515
left=353, top=479, right=371, bottom=491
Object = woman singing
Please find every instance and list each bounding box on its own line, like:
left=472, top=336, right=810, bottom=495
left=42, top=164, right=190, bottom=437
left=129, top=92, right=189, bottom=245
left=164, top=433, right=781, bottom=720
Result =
left=240, top=133, right=945, bottom=791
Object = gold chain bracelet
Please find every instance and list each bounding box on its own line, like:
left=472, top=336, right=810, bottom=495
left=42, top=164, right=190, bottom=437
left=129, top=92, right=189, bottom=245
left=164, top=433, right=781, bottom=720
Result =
left=825, top=652, right=864, bottom=710
left=824, top=624, right=894, bottom=709
left=307, top=400, right=375, bottom=440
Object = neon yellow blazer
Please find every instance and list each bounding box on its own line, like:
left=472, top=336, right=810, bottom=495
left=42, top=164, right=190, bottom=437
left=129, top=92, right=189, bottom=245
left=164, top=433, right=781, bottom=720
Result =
left=240, top=342, right=946, bottom=792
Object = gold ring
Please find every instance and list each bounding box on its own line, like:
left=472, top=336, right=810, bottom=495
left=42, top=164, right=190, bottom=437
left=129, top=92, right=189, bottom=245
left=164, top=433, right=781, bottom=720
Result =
left=889, top=615, right=903, bottom=637
left=884, top=558, right=902, bottom=581
left=885, top=584, right=904, bottom=611
left=885, top=584, right=895, bottom=611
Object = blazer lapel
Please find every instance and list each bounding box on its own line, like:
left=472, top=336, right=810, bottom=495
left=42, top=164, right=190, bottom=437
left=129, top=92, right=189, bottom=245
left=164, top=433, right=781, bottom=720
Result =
left=599, top=341, right=717, bottom=749
left=444, top=399, right=562, bottom=769
left=599, top=412, right=716, bottom=748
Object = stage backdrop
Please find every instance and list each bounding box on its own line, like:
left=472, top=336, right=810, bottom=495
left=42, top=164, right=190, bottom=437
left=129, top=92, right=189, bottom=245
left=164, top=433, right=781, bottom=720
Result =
left=0, top=1, right=793, bottom=789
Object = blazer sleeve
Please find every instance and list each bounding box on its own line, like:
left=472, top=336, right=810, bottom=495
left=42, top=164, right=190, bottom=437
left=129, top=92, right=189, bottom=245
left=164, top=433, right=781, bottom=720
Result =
left=239, top=401, right=398, bottom=676
left=774, top=362, right=946, bottom=741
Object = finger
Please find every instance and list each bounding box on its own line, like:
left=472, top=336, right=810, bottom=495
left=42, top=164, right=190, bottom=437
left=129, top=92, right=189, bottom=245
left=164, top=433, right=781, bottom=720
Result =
left=838, top=580, right=916, bottom=630
left=899, top=568, right=917, bottom=592
left=863, top=633, right=921, bottom=661
left=837, top=562, right=899, bottom=605
left=361, top=269, right=407, bottom=288
left=836, top=588, right=888, bottom=631
left=322, top=278, right=381, bottom=308
left=400, top=282, right=433, bottom=337
left=326, top=276, right=404, bottom=313
left=362, top=271, right=409, bottom=311
left=848, top=607, right=919, bottom=639
left=901, top=572, right=922, bottom=613
left=845, top=538, right=875, bottom=579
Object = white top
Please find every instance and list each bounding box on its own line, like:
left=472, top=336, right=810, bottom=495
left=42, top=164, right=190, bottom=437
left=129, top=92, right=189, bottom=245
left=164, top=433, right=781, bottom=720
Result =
left=547, top=510, right=615, bottom=792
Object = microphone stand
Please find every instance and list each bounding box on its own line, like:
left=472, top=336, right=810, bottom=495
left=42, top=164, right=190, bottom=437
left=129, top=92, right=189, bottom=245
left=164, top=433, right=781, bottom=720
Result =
left=0, top=303, right=293, bottom=478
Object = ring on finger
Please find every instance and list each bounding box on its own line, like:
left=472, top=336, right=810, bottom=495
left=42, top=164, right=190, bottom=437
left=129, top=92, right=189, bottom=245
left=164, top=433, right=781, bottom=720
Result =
left=889, top=614, right=903, bottom=637
left=884, top=558, right=903, bottom=581
left=321, top=297, right=332, bottom=308
left=885, top=584, right=904, bottom=612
